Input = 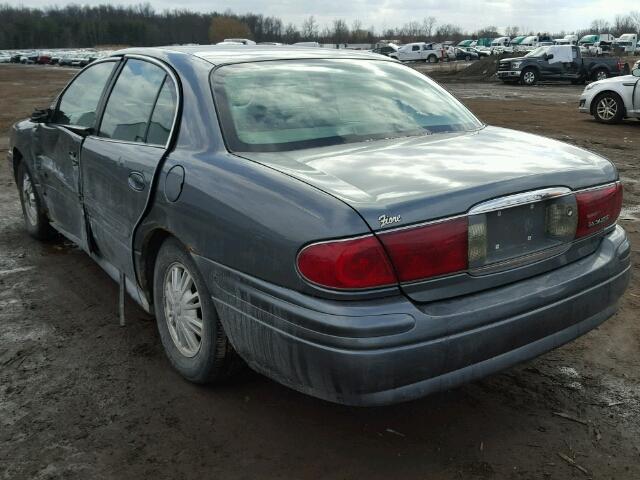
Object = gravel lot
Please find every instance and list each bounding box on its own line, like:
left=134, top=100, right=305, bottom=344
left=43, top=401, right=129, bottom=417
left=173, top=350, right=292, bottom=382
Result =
left=1, top=64, right=639, bottom=480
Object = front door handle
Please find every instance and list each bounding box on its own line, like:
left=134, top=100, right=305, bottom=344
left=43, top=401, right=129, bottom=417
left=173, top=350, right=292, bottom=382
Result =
left=128, top=171, right=146, bottom=191
left=69, top=151, right=78, bottom=166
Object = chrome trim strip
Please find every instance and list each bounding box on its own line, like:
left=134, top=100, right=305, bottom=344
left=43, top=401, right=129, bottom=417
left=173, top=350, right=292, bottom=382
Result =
left=468, top=187, right=572, bottom=215
left=377, top=182, right=619, bottom=234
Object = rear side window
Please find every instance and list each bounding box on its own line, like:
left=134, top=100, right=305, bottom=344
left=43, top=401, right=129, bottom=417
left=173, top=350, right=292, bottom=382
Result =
left=53, top=61, right=116, bottom=127
left=99, top=59, right=173, bottom=144
left=147, top=79, right=177, bottom=145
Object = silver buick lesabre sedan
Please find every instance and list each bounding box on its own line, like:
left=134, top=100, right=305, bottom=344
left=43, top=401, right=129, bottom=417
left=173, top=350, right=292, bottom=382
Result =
left=9, top=46, right=630, bottom=405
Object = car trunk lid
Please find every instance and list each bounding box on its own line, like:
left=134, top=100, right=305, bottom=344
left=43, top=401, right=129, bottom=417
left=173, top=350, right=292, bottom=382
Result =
left=237, top=126, right=618, bottom=301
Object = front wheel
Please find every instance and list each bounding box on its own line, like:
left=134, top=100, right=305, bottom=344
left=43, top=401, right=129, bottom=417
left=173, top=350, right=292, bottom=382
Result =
left=465, top=55, right=471, bottom=61
left=153, top=238, right=242, bottom=383
left=17, top=162, right=55, bottom=240
left=427, top=55, right=438, bottom=64
left=520, top=68, right=538, bottom=86
left=593, top=92, right=624, bottom=124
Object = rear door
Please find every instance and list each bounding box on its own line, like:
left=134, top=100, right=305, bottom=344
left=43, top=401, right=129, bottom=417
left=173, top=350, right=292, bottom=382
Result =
left=80, top=57, right=179, bottom=279
left=563, top=47, right=581, bottom=77
left=36, top=59, right=118, bottom=247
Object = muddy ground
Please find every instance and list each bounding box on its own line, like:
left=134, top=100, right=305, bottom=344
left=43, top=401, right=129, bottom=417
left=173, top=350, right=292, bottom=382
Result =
left=1, top=64, right=639, bottom=480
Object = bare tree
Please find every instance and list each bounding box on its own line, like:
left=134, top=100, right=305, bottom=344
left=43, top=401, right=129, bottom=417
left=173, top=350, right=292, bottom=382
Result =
left=331, top=19, right=349, bottom=44
left=613, top=14, right=636, bottom=36
left=505, top=26, right=520, bottom=37
left=301, top=15, right=318, bottom=40
left=476, top=25, right=500, bottom=38
left=422, top=16, right=436, bottom=39
left=590, top=19, right=611, bottom=33
left=209, top=16, right=252, bottom=43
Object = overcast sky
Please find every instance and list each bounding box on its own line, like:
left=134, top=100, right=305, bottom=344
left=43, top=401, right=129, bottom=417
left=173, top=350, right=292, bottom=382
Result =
left=10, top=0, right=639, bottom=33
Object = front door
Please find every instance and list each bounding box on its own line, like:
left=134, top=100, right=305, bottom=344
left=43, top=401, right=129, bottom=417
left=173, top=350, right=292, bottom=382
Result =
left=35, top=60, right=119, bottom=247
left=81, top=57, right=178, bottom=279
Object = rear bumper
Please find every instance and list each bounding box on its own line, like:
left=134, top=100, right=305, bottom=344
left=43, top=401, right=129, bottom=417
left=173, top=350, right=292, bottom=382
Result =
left=195, top=226, right=630, bottom=406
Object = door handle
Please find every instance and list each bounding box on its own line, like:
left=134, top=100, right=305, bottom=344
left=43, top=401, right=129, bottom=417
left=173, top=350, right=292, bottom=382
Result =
left=69, top=151, right=78, bottom=166
left=128, top=171, right=146, bottom=191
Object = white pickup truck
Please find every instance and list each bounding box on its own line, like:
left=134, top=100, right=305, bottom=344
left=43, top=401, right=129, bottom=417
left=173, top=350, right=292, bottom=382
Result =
left=388, top=42, right=445, bottom=63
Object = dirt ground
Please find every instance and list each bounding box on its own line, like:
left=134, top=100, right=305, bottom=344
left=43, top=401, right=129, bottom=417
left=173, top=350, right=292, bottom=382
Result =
left=1, top=64, right=639, bottom=480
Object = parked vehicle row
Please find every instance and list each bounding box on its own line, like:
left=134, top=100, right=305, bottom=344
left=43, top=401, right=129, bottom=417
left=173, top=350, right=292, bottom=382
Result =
left=0, top=49, right=114, bottom=67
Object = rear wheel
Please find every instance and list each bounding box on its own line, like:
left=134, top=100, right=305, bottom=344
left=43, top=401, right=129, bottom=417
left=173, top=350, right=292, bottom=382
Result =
left=593, top=92, right=625, bottom=124
left=593, top=69, right=609, bottom=81
left=520, top=68, right=538, bottom=86
left=17, top=162, right=55, bottom=240
left=153, top=238, right=242, bottom=383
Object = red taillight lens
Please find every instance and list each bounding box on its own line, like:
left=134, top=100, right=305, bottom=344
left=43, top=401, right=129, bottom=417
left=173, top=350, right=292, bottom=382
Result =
left=297, top=235, right=397, bottom=289
left=378, top=217, right=468, bottom=282
left=575, top=182, right=623, bottom=238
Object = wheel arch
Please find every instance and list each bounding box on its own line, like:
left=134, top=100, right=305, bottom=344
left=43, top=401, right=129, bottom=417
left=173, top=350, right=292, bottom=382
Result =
left=137, top=228, right=191, bottom=305
left=11, top=147, right=23, bottom=183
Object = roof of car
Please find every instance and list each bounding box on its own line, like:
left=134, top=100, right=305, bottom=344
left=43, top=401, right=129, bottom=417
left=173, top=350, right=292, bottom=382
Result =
left=113, top=45, right=391, bottom=66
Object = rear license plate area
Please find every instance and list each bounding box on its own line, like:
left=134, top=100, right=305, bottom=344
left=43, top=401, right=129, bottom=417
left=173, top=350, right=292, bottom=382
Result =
left=468, top=194, right=577, bottom=274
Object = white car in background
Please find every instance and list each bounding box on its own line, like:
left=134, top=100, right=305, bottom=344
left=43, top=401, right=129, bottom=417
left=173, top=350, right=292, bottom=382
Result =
left=579, top=67, right=640, bottom=123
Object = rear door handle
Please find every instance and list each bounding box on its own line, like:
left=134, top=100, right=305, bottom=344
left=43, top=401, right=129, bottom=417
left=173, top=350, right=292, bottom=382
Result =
left=128, top=171, right=146, bottom=191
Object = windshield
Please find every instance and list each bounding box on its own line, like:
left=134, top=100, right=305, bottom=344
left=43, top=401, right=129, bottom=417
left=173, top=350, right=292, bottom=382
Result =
left=212, top=59, right=482, bottom=152
left=525, top=47, right=549, bottom=57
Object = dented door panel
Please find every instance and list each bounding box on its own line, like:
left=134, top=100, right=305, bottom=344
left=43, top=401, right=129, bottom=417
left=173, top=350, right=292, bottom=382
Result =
left=81, top=137, right=165, bottom=279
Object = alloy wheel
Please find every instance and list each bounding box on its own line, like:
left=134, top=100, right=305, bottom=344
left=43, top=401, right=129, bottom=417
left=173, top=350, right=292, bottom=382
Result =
left=164, top=262, right=203, bottom=358
left=596, top=70, right=608, bottom=81
left=596, top=97, right=618, bottom=121
left=523, top=71, right=536, bottom=85
left=22, top=172, right=38, bottom=226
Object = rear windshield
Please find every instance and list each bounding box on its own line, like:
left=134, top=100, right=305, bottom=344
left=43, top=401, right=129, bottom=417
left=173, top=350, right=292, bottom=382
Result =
left=211, top=59, right=482, bottom=152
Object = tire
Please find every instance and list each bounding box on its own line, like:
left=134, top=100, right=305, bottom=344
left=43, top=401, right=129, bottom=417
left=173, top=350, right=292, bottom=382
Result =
left=465, top=55, right=471, bottom=61
left=592, top=92, right=625, bottom=124
left=153, top=237, right=242, bottom=384
left=427, top=55, right=438, bottom=64
left=593, top=69, right=608, bottom=81
left=520, top=68, right=538, bottom=86
left=16, top=162, right=55, bottom=240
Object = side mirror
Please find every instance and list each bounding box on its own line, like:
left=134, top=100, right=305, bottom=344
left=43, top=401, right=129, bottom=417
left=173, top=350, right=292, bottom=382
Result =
left=30, top=107, right=51, bottom=123
left=546, top=53, right=554, bottom=60
left=633, top=68, right=640, bottom=78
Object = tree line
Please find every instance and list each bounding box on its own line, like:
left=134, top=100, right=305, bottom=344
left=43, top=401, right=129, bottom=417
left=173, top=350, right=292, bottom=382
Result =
left=1, top=3, right=639, bottom=49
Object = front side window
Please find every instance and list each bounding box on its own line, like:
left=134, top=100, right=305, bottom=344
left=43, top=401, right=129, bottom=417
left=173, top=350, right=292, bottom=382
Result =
left=99, top=59, right=170, bottom=143
left=53, top=61, right=116, bottom=127
left=212, top=59, right=482, bottom=152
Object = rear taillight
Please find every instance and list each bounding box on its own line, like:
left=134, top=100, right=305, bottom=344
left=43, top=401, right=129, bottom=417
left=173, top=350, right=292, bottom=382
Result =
left=575, top=182, right=623, bottom=238
left=297, top=235, right=397, bottom=289
left=378, top=217, right=468, bottom=282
